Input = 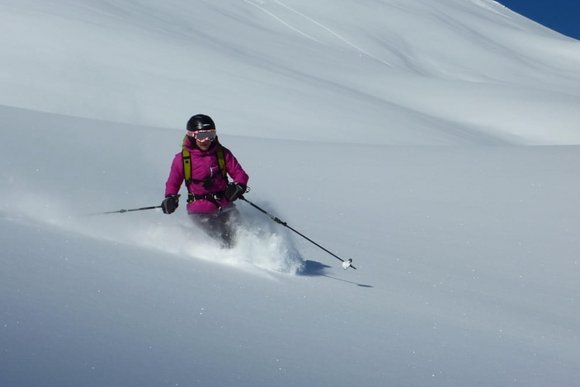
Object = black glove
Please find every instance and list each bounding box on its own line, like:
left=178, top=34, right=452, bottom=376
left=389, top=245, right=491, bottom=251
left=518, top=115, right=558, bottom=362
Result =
left=161, top=195, right=179, bottom=214
left=224, top=183, right=246, bottom=202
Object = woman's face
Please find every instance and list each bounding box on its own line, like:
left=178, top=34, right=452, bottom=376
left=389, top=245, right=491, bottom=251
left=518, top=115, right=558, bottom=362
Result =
left=196, top=137, right=212, bottom=150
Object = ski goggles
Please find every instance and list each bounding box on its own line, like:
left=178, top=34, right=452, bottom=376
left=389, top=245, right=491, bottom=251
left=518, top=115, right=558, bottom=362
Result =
left=187, top=129, right=217, bottom=141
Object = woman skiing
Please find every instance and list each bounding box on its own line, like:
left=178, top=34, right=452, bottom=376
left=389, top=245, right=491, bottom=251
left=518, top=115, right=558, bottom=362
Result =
left=161, top=114, right=249, bottom=247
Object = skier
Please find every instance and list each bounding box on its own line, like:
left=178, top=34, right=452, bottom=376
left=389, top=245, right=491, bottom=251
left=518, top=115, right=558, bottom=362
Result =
left=161, top=114, right=249, bottom=247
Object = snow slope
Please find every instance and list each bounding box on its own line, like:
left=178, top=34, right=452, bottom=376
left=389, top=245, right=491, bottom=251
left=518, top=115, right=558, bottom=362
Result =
left=1, top=0, right=579, bottom=144
left=1, top=1, right=580, bottom=386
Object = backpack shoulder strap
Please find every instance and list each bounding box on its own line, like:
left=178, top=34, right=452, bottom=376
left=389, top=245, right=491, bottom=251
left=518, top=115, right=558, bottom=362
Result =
left=216, top=143, right=227, bottom=179
left=182, top=147, right=192, bottom=184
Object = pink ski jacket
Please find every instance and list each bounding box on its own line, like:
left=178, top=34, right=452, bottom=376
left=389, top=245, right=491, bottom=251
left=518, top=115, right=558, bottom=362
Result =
left=164, top=138, right=249, bottom=214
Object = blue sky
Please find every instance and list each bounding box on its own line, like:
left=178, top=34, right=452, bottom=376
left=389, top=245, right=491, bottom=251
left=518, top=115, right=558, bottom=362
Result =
left=499, top=0, right=580, bottom=40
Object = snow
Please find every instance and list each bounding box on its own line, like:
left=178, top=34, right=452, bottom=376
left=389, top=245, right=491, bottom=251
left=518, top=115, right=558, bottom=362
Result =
left=1, top=1, right=579, bottom=386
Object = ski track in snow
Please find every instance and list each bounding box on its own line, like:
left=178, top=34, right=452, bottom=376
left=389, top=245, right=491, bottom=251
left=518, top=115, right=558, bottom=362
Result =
left=244, top=0, right=322, bottom=43
left=245, top=0, right=393, bottom=66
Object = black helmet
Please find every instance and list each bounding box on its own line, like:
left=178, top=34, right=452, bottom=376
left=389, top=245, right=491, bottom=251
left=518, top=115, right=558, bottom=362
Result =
left=187, top=114, right=215, bottom=132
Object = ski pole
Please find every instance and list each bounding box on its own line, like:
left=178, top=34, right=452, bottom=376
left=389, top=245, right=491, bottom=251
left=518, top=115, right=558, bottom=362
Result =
left=88, top=205, right=162, bottom=216
left=240, top=197, right=356, bottom=270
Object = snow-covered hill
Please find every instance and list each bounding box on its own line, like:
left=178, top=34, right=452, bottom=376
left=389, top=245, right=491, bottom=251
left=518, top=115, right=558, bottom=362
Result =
left=1, top=0, right=579, bottom=144
left=1, top=1, right=579, bottom=386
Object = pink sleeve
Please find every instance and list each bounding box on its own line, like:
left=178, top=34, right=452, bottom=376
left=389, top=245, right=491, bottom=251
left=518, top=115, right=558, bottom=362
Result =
left=225, top=149, right=249, bottom=186
left=164, top=153, right=184, bottom=197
